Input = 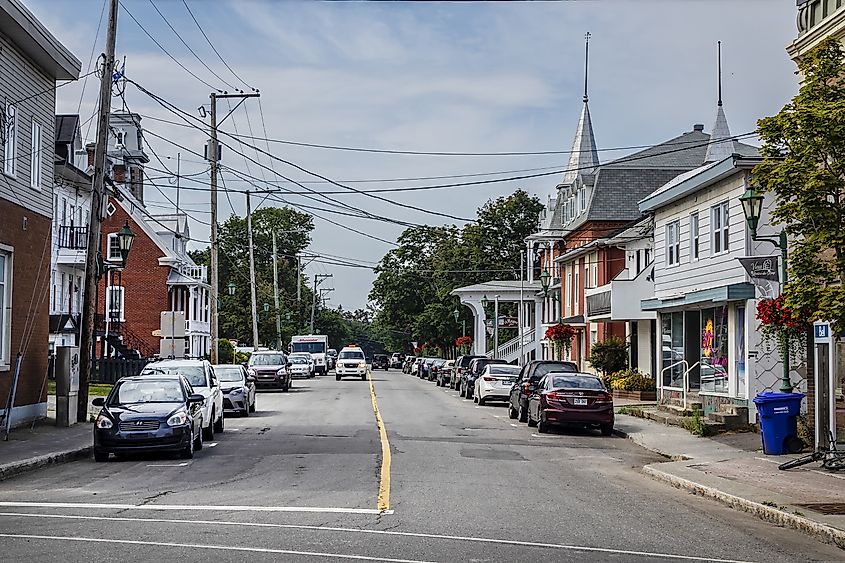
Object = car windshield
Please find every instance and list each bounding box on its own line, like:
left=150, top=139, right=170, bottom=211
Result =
left=290, top=357, right=308, bottom=364
left=111, top=380, right=184, bottom=404
left=340, top=350, right=365, bottom=360
left=215, top=367, right=244, bottom=383
left=250, top=354, right=286, bottom=366
left=550, top=375, right=604, bottom=390
left=142, top=365, right=206, bottom=387
left=489, top=366, right=519, bottom=375
left=292, top=342, right=326, bottom=354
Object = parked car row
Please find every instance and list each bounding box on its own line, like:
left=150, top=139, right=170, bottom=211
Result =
left=92, top=358, right=260, bottom=462
left=404, top=357, right=616, bottom=436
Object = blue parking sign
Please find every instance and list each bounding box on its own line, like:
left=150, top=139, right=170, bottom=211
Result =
left=814, top=322, right=830, bottom=343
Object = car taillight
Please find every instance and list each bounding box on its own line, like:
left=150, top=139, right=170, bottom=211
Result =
left=594, top=393, right=613, bottom=404
left=522, top=383, right=532, bottom=393
left=483, top=377, right=495, bottom=382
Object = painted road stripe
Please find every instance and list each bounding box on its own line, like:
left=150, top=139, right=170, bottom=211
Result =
left=0, top=502, right=392, bottom=515
left=145, top=462, right=189, bottom=468
left=367, top=370, right=392, bottom=513
left=0, top=513, right=752, bottom=563
left=0, top=533, right=430, bottom=563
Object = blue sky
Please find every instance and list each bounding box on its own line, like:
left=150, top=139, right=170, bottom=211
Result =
left=27, top=0, right=800, bottom=309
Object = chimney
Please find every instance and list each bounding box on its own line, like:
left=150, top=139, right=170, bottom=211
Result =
left=86, top=142, right=96, bottom=168
left=693, top=124, right=705, bottom=132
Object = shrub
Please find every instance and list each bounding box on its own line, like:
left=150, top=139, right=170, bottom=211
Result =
left=609, top=369, right=656, bottom=392
left=589, top=337, right=628, bottom=375
left=218, top=339, right=235, bottom=364
left=234, top=350, right=251, bottom=365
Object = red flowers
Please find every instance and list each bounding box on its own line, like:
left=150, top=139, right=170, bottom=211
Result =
left=455, top=336, right=473, bottom=347
left=756, top=295, right=807, bottom=331
left=545, top=323, right=576, bottom=343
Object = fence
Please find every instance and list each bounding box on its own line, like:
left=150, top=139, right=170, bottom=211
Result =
left=91, top=358, right=150, bottom=384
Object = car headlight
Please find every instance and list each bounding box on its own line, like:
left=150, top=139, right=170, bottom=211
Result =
left=276, top=368, right=287, bottom=376
left=95, top=414, right=113, bottom=429
left=166, top=411, right=189, bottom=426
left=358, top=362, right=367, bottom=368
left=229, top=387, right=244, bottom=395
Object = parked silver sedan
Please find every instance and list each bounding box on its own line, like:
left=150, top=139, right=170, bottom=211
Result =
left=214, top=364, right=256, bottom=416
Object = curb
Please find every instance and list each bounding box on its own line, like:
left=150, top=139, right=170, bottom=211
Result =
left=643, top=463, right=845, bottom=551
left=612, top=427, right=690, bottom=461
left=0, top=446, right=92, bottom=482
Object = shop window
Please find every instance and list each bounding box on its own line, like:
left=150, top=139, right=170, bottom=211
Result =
left=0, top=250, right=10, bottom=367
left=700, top=306, right=729, bottom=394
left=735, top=306, right=746, bottom=399
left=661, top=312, right=684, bottom=387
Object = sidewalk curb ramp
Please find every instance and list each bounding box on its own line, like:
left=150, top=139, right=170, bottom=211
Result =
left=643, top=463, right=845, bottom=551
left=0, top=446, right=92, bottom=482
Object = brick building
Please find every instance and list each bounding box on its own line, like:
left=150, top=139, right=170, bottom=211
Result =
left=0, top=0, right=80, bottom=426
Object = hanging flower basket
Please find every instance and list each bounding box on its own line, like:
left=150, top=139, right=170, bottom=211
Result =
left=545, top=323, right=576, bottom=359
left=756, top=295, right=808, bottom=361
left=455, top=335, right=473, bottom=354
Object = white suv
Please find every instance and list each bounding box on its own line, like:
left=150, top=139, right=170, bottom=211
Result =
left=140, top=359, right=224, bottom=440
left=335, top=346, right=368, bottom=381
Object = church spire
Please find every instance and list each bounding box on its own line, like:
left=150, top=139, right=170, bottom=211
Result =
left=562, top=32, right=599, bottom=186
left=705, top=41, right=735, bottom=162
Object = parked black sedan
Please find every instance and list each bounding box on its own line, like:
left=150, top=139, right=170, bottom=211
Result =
left=508, top=360, right=578, bottom=423
left=214, top=363, right=256, bottom=416
left=92, top=375, right=205, bottom=461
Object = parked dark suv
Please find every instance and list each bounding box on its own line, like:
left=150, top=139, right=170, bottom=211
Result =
left=373, top=354, right=390, bottom=371
left=450, top=355, right=486, bottom=390
left=508, top=360, right=578, bottom=422
left=461, top=357, right=508, bottom=400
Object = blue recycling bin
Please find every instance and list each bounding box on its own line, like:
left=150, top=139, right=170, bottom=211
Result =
left=753, top=392, right=805, bottom=455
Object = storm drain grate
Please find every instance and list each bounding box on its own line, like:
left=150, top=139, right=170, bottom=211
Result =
left=795, top=503, right=845, bottom=515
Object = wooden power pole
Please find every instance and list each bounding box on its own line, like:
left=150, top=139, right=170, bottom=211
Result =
left=78, top=0, right=118, bottom=422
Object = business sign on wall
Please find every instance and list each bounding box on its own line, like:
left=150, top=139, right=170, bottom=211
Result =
left=738, top=256, right=779, bottom=282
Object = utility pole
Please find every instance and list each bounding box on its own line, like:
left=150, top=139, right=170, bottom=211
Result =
left=272, top=231, right=281, bottom=350
left=310, top=274, right=332, bottom=334
left=246, top=191, right=259, bottom=350
left=78, top=0, right=118, bottom=422
left=208, top=91, right=259, bottom=363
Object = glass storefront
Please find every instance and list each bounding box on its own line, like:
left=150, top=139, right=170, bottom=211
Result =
left=661, top=312, right=684, bottom=387
left=735, top=306, right=746, bottom=399
left=700, top=306, right=729, bottom=394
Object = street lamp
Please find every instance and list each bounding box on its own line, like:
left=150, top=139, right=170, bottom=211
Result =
left=539, top=269, right=551, bottom=297
left=453, top=308, right=459, bottom=323
left=227, top=281, right=236, bottom=296
left=453, top=307, right=466, bottom=337
left=739, top=188, right=792, bottom=393
left=263, top=302, right=270, bottom=312
left=116, top=220, right=136, bottom=267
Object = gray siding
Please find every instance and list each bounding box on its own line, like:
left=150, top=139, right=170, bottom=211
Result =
left=0, top=29, right=56, bottom=218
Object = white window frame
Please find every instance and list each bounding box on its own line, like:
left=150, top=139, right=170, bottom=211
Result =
left=3, top=104, right=17, bottom=177
left=579, top=187, right=586, bottom=212
left=666, top=221, right=681, bottom=266
left=107, top=233, right=121, bottom=261
left=30, top=119, right=41, bottom=189
left=0, top=246, right=12, bottom=370
left=690, top=211, right=700, bottom=261
left=106, top=286, right=125, bottom=322
left=711, top=201, right=730, bottom=255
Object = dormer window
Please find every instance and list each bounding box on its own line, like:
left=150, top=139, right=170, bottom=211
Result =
left=115, top=130, right=125, bottom=147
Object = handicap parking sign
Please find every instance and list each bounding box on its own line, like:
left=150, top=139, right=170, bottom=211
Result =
left=814, top=322, right=830, bottom=343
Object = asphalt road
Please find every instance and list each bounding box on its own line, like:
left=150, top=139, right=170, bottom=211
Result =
left=0, top=368, right=841, bottom=562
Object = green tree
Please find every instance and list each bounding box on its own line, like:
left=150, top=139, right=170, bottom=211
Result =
left=755, top=37, right=845, bottom=331
left=588, top=337, right=628, bottom=375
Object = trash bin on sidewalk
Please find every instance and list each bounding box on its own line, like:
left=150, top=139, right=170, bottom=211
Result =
left=753, top=391, right=805, bottom=455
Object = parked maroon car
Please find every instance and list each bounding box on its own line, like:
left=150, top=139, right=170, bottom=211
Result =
left=526, top=373, right=614, bottom=435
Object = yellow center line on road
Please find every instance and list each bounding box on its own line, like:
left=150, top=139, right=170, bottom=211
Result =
left=367, top=369, right=392, bottom=513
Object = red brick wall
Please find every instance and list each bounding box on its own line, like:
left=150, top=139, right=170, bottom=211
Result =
left=0, top=200, right=51, bottom=410
left=99, top=198, right=168, bottom=355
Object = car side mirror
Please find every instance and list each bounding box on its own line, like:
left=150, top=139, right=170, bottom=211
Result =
left=187, top=394, right=205, bottom=404
left=91, top=397, right=105, bottom=407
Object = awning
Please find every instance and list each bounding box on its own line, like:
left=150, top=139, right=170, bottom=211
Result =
left=641, top=283, right=755, bottom=311
left=560, top=315, right=586, bottom=327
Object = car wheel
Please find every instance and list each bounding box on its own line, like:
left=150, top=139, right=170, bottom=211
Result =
left=336, top=374, right=341, bottom=381
left=93, top=450, right=109, bottom=462
left=600, top=423, right=614, bottom=437
left=361, top=374, right=366, bottom=381
left=242, top=404, right=250, bottom=417
left=508, top=403, right=518, bottom=419
left=202, top=414, right=214, bottom=441
left=527, top=406, right=538, bottom=428
left=282, top=383, right=290, bottom=392
left=180, top=432, right=195, bottom=459
left=214, top=411, right=224, bottom=433
left=537, top=415, right=549, bottom=434
left=478, top=395, right=486, bottom=406
left=250, top=399, right=256, bottom=413
left=194, top=425, right=203, bottom=450
left=518, top=402, right=528, bottom=423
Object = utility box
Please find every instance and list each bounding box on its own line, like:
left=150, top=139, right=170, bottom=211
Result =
left=55, top=346, right=79, bottom=427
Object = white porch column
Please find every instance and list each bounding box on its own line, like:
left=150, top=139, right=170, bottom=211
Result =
left=460, top=299, right=487, bottom=357
left=534, top=296, right=544, bottom=359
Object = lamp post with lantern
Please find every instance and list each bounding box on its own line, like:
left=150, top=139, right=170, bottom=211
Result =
left=739, top=187, right=792, bottom=393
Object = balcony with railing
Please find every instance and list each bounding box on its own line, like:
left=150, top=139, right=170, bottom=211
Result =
left=585, top=265, right=656, bottom=322
left=169, top=263, right=208, bottom=284
left=797, top=0, right=845, bottom=37
left=56, top=225, right=88, bottom=266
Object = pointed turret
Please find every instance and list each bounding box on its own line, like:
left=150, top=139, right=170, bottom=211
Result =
left=561, top=32, right=599, bottom=186
left=705, top=41, right=735, bottom=162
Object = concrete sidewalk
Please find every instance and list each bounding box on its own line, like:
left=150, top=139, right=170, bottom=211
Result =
left=0, top=419, right=92, bottom=481
left=615, top=413, right=845, bottom=550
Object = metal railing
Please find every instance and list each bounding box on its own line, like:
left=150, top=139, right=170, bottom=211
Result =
left=490, top=328, right=536, bottom=361
left=659, top=359, right=700, bottom=412
left=57, top=225, right=88, bottom=249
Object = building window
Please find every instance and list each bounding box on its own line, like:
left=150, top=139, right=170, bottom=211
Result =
left=661, top=311, right=684, bottom=387
left=711, top=201, right=730, bottom=254
left=735, top=306, right=746, bottom=399
left=30, top=120, right=41, bottom=189
left=106, top=286, right=124, bottom=321
left=51, top=271, right=57, bottom=312
left=635, top=249, right=642, bottom=275
left=115, top=129, right=125, bottom=147
left=3, top=104, right=17, bottom=177
left=666, top=221, right=680, bottom=266
left=0, top=250, right=10, bottom=366
left=700, top=306, right=729, bottom=394
left=690, top=212, right=700, bottom=260
left=579, top=187, right=586, bottom=212
left=60, top=272, right=66, bottom=314
left=107, top=233, right=121, bottom=261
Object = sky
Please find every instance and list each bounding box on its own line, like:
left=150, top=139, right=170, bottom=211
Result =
left=26, top=0, right=800, bottom=310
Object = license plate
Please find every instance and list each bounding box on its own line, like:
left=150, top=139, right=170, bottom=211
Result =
left=574, top=398, right=588, bottom=406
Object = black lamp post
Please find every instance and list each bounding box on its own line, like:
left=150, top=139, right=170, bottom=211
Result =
left=227, top=281, right=236, bottom=296
left=453, top=307, right=465, bottom=337
left=539, top=269, right=551, bottom=297
left=116, top=220, right=135, bottom=268
left=739, top=187, right=792, bottom=393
